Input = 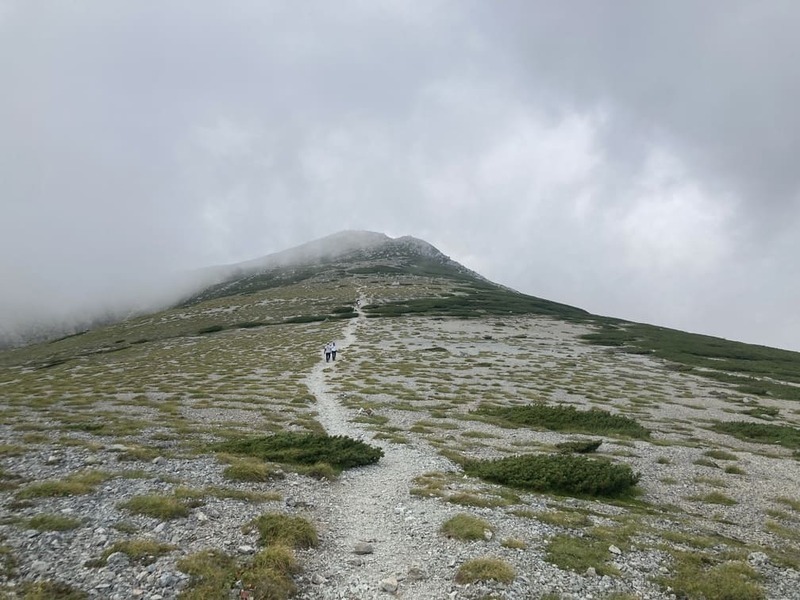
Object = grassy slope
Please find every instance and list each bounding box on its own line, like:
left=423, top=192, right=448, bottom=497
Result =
left=2, top=265, right=800, bottom=598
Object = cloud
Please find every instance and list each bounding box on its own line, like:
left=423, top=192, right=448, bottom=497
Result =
left=1, top=1, right=799, bottom=351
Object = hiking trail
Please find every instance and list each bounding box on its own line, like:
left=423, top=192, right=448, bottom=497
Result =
left=301, top=294, right=456, bottom=599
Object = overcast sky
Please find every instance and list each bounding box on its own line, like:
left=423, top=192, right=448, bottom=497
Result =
left=2, top=1, right=799, bottom=351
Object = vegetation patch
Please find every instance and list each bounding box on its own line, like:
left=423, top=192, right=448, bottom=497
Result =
left=555, top=439, right=603, bottom=454
left=118, top=494, right=191, bottom=520
left=99, top=539, right=175, bottom=565
left=365, top=282, right=589, bottom=320
left=703, top=449, right=738, bottom=461
left=657, top=552, right=765, bottom=600
left=454, top=557, right=516, bottom=584
left=532, top=510, right=591, bottom=529
left=711, top=421, right=800, bottom=449
left=476, top=404, right=649, bottom=439
left=178, top=545, right=300, bottom=600
left=501, top=538, right=527, bottom=549
left=16, top=470, right=111, bottom=499
left=440, top=513, right=493, bottom=541
left=177, top=549, right=237, bottom=599
left=213, top=433, right=383, bottom=473
left=243, top=513, right=318, bottom=549
left=222, top=458, right=284, bottom=483
left=3, top=580, right=88, bottom=599
left=27, top=513, right=82, bottom=531
left=582, top=322, right=800, bottom=402
left=463, top=454, right=640, bottom=498
left=174, top=485, right=281, bottom=503
left=545, top=534, right=619, bottom=576
left=688, top=492, right=737, bottom=506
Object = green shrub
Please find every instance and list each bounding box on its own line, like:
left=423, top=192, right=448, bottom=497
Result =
left=711, top=421, right=800, bottom=449
left=742, top=406, right=780, bottom=419
left=464, top=453, right=640, bottom=498
left=476, top=404, right=649, bottom=439
left=213, top=433, right=383, bottom=473
left=118, top=494, right=190, bottom=520
left=244, top=513, right=318, bottom=549
left=284, top=315, right=327, bottom=324
left=556, top=439, right=603, bottom=454
left=440, top=513, right=493, bottom=541
left=454, top=557, right=515, bottom=584
left=197, top=325, right=225, bottom=334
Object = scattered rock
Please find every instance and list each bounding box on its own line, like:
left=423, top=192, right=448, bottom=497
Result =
left=106, top=551, right=130, bottom=569
left=380, top=577, right=398, bottom=593
left=353, top=542, right=374, bottom=555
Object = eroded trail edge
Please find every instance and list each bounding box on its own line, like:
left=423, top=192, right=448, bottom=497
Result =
left=302, top=298, right=455, bottom=599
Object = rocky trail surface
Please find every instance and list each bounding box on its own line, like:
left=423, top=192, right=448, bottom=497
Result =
left=301, top=299, right=459, bottom=599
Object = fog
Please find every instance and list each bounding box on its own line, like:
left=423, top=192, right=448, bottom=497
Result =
left=2, top=1, right=799, bottom=351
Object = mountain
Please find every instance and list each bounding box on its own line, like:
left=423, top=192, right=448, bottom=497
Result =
left=185, top=230, right=493, bottom=305
left=1, top=231, right=800, bottom=599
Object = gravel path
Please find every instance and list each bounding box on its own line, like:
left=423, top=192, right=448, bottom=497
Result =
left=301, top=298, right=459, bottom=599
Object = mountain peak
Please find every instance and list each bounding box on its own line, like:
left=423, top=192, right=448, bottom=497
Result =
left=187, top=231, right=483, bottom=304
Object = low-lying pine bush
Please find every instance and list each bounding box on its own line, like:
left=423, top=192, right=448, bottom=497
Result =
left=463, top=453, right=639, bottom=498
left=476, top=404, right=649, bottom=439
left=213, top=433, right=383, bottom=473
left=556, top=439, right=603, bottom=454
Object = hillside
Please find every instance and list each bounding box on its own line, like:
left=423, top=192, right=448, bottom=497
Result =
left=1, top=232, right=800, bottom=599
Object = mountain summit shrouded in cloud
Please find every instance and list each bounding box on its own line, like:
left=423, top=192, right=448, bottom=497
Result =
left=2, top=2, right=799, bottom=351
left=0, top=231, right=456, bottom=347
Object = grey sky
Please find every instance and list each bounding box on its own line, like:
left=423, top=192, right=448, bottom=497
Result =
left=2, top=1, right=799, bottom=350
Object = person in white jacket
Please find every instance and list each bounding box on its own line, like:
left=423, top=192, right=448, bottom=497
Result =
left=330, top=341, right=338, bottom=361
left=323, top=342, right=332, bottom=362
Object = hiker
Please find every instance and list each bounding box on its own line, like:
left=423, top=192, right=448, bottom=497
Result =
left=330, top=341, right=338, bottom=361
left=324, top=342, right=331, bottom=363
